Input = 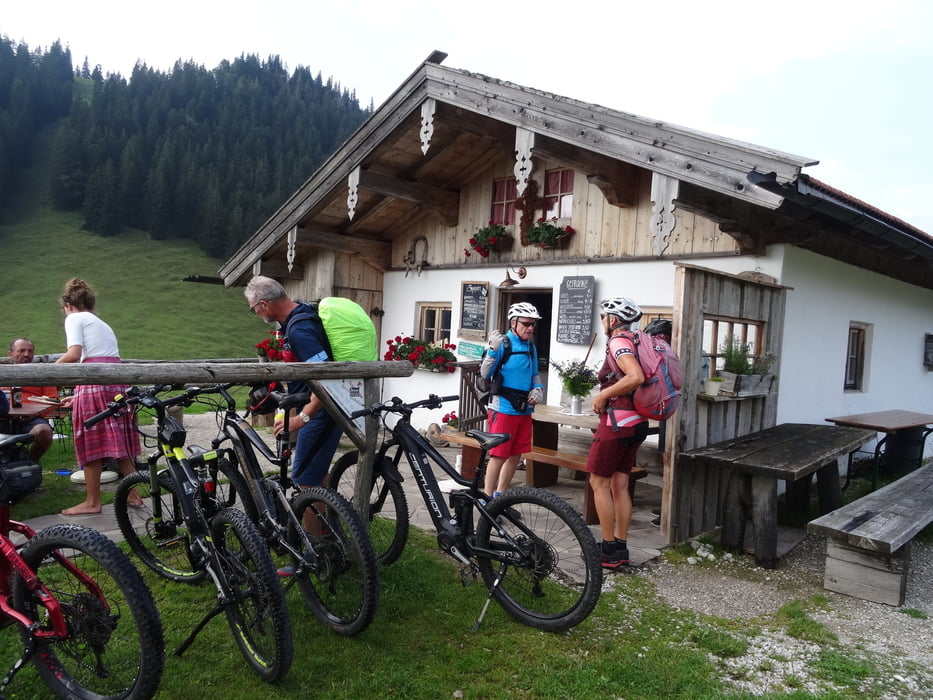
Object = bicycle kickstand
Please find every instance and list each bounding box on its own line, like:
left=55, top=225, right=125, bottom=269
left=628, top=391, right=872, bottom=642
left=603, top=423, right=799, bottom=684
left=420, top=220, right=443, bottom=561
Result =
left=1, top=627, right=40, bottom=696
left=471, top=563, right=507, bottom=632
left=175, top=599, right=225, bottom=657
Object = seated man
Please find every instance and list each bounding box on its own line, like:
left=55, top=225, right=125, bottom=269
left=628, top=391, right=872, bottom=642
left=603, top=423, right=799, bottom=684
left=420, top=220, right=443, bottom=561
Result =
left=1, top=338, right=58, bottom=460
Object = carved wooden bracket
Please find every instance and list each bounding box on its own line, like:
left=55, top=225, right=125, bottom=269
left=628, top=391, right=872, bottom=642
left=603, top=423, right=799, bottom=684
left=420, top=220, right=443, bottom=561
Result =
left=514, top=128, right=534, bottom=196
left=286, top=226, right=297, bottom=272
left=347, top=167, right=360, bottom=221
left=420, top=98, right=436, bottom=155
left=649, top=173, right=679, bottom=256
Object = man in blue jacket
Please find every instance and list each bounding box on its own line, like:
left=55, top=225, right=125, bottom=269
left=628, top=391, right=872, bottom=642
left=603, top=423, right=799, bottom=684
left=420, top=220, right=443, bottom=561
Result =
left=480, top=302, right=545, bottom=498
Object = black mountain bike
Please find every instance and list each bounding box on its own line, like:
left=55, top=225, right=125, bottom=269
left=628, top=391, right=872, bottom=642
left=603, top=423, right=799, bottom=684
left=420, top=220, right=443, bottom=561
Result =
left=330, top=394, right=602, bottom=633
left=0, top=431, right=164, bottom=699
left=91, top=386, right=293, bottom=682
left=112, top=383, right=378, bottom=637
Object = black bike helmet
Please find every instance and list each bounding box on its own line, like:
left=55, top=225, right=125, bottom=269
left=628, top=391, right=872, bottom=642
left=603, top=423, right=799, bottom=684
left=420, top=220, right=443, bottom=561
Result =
left=643, top=318, right=672, bottom=338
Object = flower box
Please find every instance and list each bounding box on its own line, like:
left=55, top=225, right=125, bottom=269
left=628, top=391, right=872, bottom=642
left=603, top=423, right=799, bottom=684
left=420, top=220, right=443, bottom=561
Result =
left=717, top=372, right=775, bottom=397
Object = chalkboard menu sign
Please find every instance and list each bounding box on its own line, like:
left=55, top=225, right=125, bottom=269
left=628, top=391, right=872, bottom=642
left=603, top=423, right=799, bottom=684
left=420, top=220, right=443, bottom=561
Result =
left=556, top=276, right=595, bottom=344
left=459, top=281, right=489, bottom=340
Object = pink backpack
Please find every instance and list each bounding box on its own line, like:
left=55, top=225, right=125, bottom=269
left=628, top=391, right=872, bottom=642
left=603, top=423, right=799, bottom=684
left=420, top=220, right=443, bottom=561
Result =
left=615, top=330, right=683, bottom=421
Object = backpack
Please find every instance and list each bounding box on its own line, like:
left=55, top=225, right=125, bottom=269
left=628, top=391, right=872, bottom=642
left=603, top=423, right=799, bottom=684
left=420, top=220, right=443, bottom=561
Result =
left=285, top=297, right=377, bottom=362
left=613, top=330, right=683, bottom=421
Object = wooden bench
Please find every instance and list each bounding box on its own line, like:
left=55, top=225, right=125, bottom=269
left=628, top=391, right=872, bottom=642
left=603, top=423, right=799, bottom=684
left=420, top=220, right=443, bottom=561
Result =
left=807, top=463, right=933, bottom=605
left=426, top=427, right=483, bottom=479
left=523, top=446, right=647, bottom=525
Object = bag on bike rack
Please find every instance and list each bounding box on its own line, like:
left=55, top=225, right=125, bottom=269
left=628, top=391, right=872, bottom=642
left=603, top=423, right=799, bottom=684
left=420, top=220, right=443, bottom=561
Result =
left=0, top=459, right=43, bottom=503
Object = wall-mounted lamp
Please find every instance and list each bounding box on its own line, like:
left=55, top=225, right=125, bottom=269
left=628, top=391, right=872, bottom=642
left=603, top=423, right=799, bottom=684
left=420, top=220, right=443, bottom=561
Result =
left=499, top=265, right=527, bottom=289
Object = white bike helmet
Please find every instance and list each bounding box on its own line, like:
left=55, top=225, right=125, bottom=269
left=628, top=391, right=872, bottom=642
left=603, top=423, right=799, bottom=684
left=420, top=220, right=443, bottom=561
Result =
left=507, top=302, right=542, bottom=321
left=600, top=297, right=642, bottom=324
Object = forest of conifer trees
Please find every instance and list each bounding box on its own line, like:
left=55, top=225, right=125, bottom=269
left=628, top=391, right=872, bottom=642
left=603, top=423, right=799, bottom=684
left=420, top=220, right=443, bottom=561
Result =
left=0, top=36, right=370, bottom=257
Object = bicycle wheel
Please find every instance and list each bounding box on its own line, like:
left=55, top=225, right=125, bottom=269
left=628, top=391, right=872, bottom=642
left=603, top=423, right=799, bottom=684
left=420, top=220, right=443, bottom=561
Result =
left=330, top=450, right=410, bottom=566
left=115, top=470, right=204, bottom=583
left=210, top=507, right=293, bottom=682
left=12, top=524, right=165, bottom=700
left=474, top=486, right=602, bottom=632
left=288, top=487, right=380, bottom=636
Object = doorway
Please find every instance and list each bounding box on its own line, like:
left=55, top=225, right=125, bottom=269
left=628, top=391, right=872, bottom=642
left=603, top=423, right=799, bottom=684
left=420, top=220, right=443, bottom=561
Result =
left=498, top=288, right=552, bottom=372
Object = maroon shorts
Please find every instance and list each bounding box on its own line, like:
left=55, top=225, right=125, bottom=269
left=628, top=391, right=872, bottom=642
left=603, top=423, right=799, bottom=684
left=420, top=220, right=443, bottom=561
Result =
left=486, top=410, right=532, bottom=458
left=585, top=420, right=649, bottom=479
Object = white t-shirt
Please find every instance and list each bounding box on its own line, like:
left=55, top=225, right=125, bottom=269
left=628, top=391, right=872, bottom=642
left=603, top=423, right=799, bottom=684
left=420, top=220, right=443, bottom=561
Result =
left=64, top=311, right=120, bottom=361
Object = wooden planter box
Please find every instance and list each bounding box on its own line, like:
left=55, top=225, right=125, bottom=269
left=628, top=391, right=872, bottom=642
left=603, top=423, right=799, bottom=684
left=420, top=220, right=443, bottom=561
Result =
left=717, top=372, right=775, bottom=397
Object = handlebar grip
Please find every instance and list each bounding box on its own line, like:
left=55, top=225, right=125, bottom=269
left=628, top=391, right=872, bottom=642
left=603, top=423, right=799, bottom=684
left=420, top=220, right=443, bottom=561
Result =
left=84, top=405, right=117, bottom=428
left=439, top=395, right=459, bottom=403
left=349, top=406, right=371, bottom=420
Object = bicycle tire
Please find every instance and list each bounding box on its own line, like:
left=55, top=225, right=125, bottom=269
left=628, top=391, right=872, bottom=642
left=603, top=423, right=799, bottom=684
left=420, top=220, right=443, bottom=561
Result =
left=474, top=486, right=603, bottom=632
left=330, top=450, right=410, bottom=566
left=114, top=470, right=205, bottom=583
left=210, top=507, right=293, bottom=682
left=287, top=487, right=380, bottom=635
left=12, top=523, right=165, bottom=700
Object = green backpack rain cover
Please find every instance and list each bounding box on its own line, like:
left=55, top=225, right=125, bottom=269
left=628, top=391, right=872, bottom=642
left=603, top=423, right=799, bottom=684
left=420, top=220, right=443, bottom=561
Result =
left=317, top=297, right=377, bottom=361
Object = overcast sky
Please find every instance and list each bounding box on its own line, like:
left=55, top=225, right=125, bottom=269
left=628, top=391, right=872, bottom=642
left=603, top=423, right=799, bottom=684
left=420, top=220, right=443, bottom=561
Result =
left=5, top=0, right=933, bottom=233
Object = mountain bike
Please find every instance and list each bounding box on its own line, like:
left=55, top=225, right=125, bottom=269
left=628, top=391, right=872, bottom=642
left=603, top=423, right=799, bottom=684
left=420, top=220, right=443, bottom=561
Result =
left=330, top=394, right=602, bottom=632
left=0, top=431, right=164, bottom=699
left=90, top=386, right=293, bottom=682
left=113, top=383, right=379, bottom=637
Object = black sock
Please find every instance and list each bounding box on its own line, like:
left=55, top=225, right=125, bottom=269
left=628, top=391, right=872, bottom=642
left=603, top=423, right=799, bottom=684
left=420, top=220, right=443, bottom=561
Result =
left=602, top=539, right=617, bottom=551
left=615, top=539, right=627, bottom=548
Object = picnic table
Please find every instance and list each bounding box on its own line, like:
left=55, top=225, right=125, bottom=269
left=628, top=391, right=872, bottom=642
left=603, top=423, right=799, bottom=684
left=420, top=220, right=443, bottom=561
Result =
left=825, top=409, right=933, bottom=489
left=679, top=423, right=875, bottom=568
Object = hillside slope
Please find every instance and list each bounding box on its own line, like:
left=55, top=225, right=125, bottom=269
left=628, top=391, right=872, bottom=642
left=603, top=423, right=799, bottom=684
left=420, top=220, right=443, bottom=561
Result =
left=0, top=124, right=264, bottom=360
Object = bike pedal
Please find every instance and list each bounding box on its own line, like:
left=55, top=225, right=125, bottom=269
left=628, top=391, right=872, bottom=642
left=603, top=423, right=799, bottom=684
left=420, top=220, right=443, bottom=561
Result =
left=156, top=536, right=186, bottom=549
left=459, top=564, right=478, bottom=587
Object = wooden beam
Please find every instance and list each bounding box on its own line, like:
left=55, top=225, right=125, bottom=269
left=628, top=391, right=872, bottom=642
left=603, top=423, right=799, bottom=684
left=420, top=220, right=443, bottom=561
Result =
left=531, top=134, right=637, bottom=206
left=294, top=226, right=391, bottom=270
left=253, top=258, right=304, bottom=280
left=356, top=168, right=460, bottom=226
left=0, top=361, right=413, bottom=387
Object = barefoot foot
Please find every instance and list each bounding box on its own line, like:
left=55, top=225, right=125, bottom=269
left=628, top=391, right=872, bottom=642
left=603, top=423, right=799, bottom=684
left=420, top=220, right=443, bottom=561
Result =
left=62, top=503, right=103, bottom=516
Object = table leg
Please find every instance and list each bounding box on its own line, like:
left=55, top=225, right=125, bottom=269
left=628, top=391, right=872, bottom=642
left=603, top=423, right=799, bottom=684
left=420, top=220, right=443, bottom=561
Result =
left=721, top=472, right=750, bottom=553
left=751, top=475, right=778, bottom=569
left=815, top=461, right=842, bottom=513
left=526, top=421, right=559, bottom=487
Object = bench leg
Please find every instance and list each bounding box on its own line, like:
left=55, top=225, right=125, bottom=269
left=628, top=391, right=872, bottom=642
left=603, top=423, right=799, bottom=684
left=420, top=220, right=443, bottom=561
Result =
left=582, top=477, right=597, bottom=525
left=824, top=540, right=908, bottom=606
left=460, top=445, right=482, bottom=480
left=815, top=461, right=842, bottom=514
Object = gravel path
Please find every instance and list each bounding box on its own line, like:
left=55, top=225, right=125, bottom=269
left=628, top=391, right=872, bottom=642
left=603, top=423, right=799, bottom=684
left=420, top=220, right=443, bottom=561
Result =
left=616, top=535, right=933, bottom=698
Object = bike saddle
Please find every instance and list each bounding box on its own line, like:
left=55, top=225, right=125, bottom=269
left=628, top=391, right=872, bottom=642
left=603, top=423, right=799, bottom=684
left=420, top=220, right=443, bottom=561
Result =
left=464, top=430, right=511, bottom=451
left=269, top=391, right=309, bottom=410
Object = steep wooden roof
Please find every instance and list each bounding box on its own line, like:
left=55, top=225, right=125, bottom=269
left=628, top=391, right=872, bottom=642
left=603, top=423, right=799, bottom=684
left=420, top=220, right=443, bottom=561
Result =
left=220, top=52, right=933, bottom=291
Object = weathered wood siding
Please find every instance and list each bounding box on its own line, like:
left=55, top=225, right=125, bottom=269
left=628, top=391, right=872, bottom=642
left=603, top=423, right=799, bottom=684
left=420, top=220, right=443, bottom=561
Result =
left=390, top=158, right=738, bottom=269
left=665, top=264, right=786, bottom=542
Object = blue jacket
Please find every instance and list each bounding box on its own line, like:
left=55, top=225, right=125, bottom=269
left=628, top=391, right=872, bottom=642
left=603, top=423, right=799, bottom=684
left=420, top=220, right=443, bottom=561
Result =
left=484, top=330, right=542, bottom=415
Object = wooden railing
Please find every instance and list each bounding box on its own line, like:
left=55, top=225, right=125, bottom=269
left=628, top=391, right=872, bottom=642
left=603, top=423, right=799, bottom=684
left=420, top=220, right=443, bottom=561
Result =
left=456, top=360, right=486, bottom=431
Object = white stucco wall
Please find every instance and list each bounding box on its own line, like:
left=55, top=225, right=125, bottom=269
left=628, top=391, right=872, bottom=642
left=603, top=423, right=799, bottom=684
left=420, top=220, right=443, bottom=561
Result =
left=775, top=245, right=933, bottom=426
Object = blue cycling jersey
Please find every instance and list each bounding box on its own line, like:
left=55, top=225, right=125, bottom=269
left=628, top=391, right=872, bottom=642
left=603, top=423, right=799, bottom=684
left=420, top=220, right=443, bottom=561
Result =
left=486, top=330, right=542, bottom=416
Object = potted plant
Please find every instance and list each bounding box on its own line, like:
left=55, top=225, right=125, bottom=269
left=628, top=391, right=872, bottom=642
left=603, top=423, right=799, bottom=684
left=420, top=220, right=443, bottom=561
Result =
left=550, top=359, right=598, bottom=414
left=384, top=335, right=458, bottom=373
left=703, top=375, right=724, bottom=396
left=716, top=336, right=776, bottom=397
left=464, top=222, right=512, bottom=258
left=525, top=218, right=575, bottom=248
left=441, top=410, right=459, bottom=431
left=255, top=331, right=284, bottom=361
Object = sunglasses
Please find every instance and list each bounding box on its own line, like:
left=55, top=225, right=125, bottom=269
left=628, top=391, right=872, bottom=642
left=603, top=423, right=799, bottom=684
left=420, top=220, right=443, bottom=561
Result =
left=517, top=320, right=537, bottom=328
left=249, top=300, right=264, bottom=314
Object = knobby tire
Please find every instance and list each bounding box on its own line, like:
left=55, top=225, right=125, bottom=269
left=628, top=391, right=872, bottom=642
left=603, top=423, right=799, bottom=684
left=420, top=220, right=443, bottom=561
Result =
left=12, top=524, right=165, bottom=699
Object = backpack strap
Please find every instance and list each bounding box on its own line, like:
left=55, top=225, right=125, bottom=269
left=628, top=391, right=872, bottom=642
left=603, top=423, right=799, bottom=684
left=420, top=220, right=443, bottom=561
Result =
left=283, top=305, right=333, bottom=360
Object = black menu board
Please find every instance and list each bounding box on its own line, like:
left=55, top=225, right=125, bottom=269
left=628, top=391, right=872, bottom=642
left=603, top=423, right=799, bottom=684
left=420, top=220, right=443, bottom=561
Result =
left=556, top=276, right=594, bottom=344
left=459, top=281, right=489, bottom=340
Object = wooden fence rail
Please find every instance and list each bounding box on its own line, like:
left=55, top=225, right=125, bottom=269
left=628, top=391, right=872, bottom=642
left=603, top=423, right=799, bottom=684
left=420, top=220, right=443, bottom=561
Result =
left=0, top=360, right=414, bottom=521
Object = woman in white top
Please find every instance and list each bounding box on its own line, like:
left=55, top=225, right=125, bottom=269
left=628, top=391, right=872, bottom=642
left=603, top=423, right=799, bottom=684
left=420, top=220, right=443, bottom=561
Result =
left=56, top=278, right=141, bottom=515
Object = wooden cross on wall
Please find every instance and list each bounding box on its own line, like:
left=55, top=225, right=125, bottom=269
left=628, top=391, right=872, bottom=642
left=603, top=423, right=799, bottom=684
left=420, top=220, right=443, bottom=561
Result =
left=515, top=179, right=546, bottom=246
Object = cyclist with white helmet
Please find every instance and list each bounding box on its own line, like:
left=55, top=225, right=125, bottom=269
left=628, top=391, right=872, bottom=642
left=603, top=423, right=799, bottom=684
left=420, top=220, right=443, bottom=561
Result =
left=586, top=296, right=650, bottom=570
left=479, top=301, right=546, bottom=498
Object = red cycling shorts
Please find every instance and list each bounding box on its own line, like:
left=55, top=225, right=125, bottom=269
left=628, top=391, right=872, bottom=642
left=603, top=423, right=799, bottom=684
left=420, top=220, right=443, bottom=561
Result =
left=486, top=410, right=533, bottom=458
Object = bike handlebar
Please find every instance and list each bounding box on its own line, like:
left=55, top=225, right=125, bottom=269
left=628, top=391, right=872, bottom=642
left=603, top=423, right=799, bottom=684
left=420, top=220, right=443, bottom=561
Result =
left=350, top=394, right=459, bottom=420
left=83, top=382, right=238, bottom=428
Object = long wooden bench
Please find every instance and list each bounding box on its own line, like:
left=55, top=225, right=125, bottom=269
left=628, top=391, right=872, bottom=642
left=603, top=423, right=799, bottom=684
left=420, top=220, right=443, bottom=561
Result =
left=807, top=463, right=933, bottom=605
left=523, top=446, right=647, bottom=525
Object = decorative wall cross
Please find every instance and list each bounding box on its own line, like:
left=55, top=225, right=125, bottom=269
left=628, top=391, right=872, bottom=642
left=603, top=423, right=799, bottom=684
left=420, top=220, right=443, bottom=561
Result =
left=514, top=179, right=546, bottom=245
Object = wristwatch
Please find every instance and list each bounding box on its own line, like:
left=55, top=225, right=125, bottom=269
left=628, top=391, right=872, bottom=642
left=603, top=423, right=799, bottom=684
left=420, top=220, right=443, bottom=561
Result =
left=299, top=410, right=311, bottom=424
